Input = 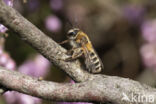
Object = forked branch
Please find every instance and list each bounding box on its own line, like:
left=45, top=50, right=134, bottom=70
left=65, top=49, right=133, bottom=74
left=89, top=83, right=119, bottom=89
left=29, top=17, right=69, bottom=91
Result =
left=0, top=0, right=156, bottom=104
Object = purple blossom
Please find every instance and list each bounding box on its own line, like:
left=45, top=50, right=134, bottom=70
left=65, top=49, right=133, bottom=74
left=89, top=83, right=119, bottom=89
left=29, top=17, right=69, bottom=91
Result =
left=50, top=0, right=63, bottom=11
left=0, top=53, right=9, bottom=66
left=142, top=20, right=156, bottom=43
left=45, top=15, right=62, bottom=32
left=18, top=94, right=41, bottom=104
left=140, top=43, right=156, bottom=70
left=0, top=0, right=13, bottom=33
left=4, top=54, right=51, bottom=104
left=123, top=5, right=145, bottom=24
left=4, top=91, right=41, bottom=104
left=0, top=24, right=8, bottom=33
left=4, top=59, right=16, bottom=70
left=0, top=51, right=16, bottom=70
left=3, top=0, right=13, bottom=7
left=19, top=55, right=50, bottom=77
left=0, top=47, right=3, bottom=55
left=4, top=91, right=18, bottom=104
left=27, top=0, right=40, bottom=12
left=0, top=46, right=17, bottom=104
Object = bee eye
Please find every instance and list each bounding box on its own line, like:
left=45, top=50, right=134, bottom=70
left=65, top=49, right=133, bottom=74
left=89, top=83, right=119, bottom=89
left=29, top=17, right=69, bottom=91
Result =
left=67, top=30, right=79, bottom=37
left=68, top=31, right=76, bottom=36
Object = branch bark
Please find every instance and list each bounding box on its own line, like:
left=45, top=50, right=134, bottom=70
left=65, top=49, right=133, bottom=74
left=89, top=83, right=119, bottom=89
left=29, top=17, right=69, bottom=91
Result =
left=0, top=0, right=90, bottom=82
left=0, top=0, right=156, bottom=104
left=0, top=67, right=156, bottom=104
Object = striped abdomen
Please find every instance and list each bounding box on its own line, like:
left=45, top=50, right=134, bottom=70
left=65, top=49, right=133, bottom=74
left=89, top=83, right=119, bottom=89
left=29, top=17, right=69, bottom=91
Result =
left=85, top=50, right=103, bottom=73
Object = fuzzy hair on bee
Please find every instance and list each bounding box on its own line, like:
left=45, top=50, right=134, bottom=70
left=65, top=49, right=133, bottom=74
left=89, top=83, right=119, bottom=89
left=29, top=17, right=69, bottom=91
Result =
left=59, top=28, right=104, bottom=73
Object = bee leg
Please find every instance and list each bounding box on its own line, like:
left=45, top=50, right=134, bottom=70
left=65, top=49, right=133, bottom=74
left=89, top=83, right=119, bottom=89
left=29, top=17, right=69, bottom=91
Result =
left=65, top=47, right=78, bottom=55
left=65, top=48, right=83, bottom=61
left=58, top=40, right=69, bottom=45
left=56, top=48, right=79, bottom=61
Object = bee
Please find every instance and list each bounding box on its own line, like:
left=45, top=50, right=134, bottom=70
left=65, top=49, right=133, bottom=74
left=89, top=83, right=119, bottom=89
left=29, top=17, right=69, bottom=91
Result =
left=59, top=28, right=104, bottom=73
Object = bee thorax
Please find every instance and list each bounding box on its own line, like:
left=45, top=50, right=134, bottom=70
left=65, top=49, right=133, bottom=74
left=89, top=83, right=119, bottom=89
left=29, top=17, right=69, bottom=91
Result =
left=69, top=40, right=79, bottom=48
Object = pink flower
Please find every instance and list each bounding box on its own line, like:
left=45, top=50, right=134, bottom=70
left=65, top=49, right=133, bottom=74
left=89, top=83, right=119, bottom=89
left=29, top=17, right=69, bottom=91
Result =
left=123, top=5, right=144, bottom=24
left=142, top=20, right=156, bottom=43
left=140, top=43, right=156, bottom=69
left=45, top=15, right=62, bottom=32
left=0, top=24, right=8, bottom=33
left=50, top=0, right=63, bottom=11
left=18, top=94, right=41, bottom=104
left=3, top=0, right=13, bottom=7
left=0, top=53, right=9, bottom=65
left=4, top=91, right=18, bottom=104
left=4, top=59, right=16, bottom=70
left=18, top=55, right=50, bottom=77
left=4, top=54, right=51, bottom=104
left=4, top=91, right=41, bottom=104
left=0, top=0, right=13, bottom=33
left=27, top=0, right=40, bottom=12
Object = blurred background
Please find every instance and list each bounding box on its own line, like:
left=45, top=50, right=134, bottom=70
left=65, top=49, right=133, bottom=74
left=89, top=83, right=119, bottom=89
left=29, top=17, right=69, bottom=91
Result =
left=1, top=0, right=156, bottom=104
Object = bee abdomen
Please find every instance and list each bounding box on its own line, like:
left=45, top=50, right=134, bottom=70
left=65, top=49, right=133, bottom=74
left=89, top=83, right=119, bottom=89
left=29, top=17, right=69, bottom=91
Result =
left=89, top=52, right=102, bottom=73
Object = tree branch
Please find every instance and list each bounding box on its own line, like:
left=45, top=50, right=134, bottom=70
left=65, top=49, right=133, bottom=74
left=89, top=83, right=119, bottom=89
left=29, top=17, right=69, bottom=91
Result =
left=0, top=0, right=91, bottom=82
left=0, top=67, right=156, bottom=104
left=0, top=0, right=156, bottom=104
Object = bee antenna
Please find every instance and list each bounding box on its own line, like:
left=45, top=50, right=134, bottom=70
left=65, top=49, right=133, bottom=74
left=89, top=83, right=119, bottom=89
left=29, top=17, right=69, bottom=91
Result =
left=73, top=16, right=80, bottom=29
left=66, top=18, right=74, bottom=28
left=74, top=17, right=78, bottom=28
left=69, top=21, right=73, bottom=28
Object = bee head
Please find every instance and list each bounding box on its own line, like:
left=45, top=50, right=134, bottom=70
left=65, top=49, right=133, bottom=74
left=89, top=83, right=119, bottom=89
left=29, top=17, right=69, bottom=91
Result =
left=67, top=28, right=80, bottom=40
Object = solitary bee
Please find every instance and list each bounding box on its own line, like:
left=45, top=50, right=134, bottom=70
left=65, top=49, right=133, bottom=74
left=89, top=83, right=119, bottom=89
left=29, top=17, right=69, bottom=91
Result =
left=59, top=28, right=104, bottom=73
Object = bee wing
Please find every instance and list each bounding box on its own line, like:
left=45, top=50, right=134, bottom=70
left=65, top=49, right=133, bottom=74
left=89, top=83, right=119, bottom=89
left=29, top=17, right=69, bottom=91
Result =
left=80, top=36, right=104, bottom=73
left=83, top=48, right=96, bottom=72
